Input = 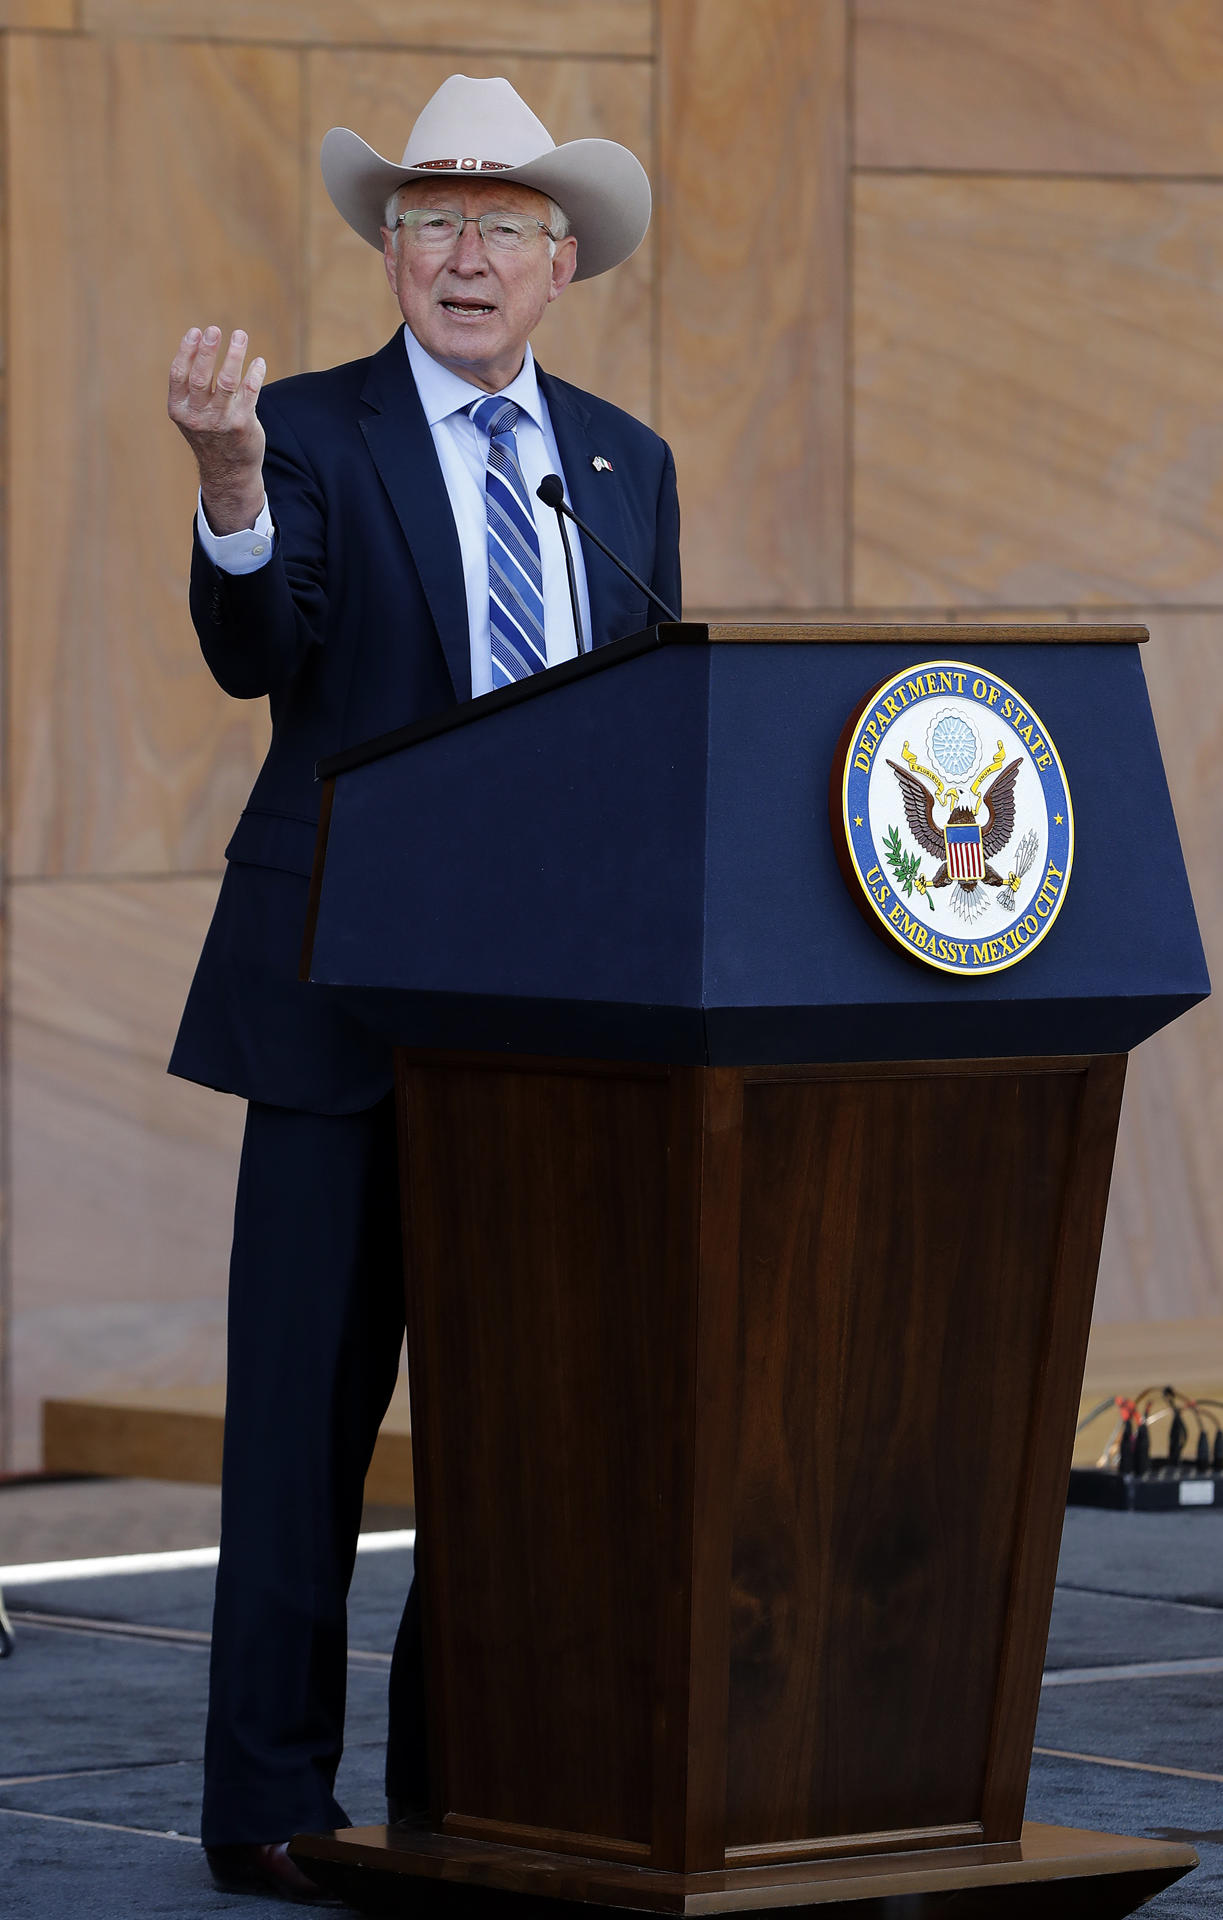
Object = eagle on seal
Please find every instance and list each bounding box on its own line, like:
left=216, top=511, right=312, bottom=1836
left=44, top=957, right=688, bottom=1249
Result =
left=886, top=757, right=1022, bottom=923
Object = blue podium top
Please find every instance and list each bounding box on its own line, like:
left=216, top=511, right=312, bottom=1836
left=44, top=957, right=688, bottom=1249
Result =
left=306, top=627, right=1209, bottom=1065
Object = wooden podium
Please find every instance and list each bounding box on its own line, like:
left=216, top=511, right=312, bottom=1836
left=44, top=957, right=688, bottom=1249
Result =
left=292, top=626, right=1205, bottom=1916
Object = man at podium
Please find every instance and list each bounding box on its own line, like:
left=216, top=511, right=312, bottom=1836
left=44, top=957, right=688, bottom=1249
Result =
left=165, top=73, right=681, bottom=1904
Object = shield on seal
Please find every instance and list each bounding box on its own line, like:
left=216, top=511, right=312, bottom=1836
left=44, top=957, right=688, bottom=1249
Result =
left=944, top=820, right=984, bottom=881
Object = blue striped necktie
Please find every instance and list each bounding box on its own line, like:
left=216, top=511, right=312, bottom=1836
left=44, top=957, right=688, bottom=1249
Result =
left=468, top=395, right=547, bottom=685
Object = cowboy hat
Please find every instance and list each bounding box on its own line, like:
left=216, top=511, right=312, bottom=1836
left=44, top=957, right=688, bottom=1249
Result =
left=321, top=74, right=651, bottom=282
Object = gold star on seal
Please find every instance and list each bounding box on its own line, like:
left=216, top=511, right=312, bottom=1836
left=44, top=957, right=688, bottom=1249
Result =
left=854, top=814, right=863, bottom=827
left=1054, top=812, right=1064, bottom=825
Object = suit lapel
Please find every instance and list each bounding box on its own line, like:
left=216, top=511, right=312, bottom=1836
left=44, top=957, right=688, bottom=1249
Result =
left=540, top=369, right=638, bottom=650
left=359, top=334, right=472, bottom=702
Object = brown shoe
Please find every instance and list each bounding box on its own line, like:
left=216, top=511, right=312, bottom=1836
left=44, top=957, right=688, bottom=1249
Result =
left=205, top=1841, right=346, bottom=1906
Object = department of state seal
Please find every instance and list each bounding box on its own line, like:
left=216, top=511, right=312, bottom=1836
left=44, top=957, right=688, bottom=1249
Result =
left=830, top=661, right=1073, bottom=976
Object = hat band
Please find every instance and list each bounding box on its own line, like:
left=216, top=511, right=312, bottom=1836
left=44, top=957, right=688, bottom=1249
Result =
left=415, top=156, right=514, bottom=172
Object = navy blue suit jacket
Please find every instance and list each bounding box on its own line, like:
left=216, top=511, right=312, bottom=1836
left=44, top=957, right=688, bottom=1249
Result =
left=169, top=330, right=682, bottom=1112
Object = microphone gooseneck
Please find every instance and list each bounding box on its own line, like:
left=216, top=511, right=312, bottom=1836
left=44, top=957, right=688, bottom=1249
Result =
left=536, top=476, right=679, bottom=625
left=537, top=474, right=586, bottom=655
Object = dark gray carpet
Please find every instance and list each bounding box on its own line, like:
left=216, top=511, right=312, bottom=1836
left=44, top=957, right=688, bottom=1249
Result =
left=0, top=1626, right=391, bottom=1829
left=1026, top=1756, right=1222, bottom=1918
left=1, top=1629, right=210, bottom=1779
left=3, top=1517, right=1221, bottom=1916
left=1045, top=1586, right=1223, bottom=1668
left=0, top=1817, right=278, bottom=1918
left=8, top=1539, right=414, bottom=1646
left=1036, top=1671, right=1223, bottom=1770
left=1055, top=1507, right=1223, bottom=1609
left=0, top=1545, right=415, bottom=1916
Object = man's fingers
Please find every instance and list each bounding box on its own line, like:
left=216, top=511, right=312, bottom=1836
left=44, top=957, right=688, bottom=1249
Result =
left=168, top=325, right=265, bottom=447
left=221, top=355, right=266, bottom=432
left=168, top=326, right=203, bottom=391
left=167, top=319, right=266, bottom=516
left=213, top=329, right=249, bottom=399
left=226, top=348, right=266, bottom=426
left=187, top=324, right=222, bottom=396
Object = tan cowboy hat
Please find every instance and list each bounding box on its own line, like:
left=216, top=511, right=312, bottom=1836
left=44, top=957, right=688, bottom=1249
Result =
left=320, top=74, right=651, bottom=282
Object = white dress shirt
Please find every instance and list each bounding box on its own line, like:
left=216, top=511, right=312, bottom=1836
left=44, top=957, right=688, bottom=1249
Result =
left=197, top=327, right=592, bottom=696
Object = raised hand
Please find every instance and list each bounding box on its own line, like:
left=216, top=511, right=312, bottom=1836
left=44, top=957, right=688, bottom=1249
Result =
left=168, top=326, right=267, bottom=534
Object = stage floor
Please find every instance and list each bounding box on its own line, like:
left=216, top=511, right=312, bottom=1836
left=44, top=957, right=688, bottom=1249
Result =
left=0, top=1495, right=1219, bottom=1918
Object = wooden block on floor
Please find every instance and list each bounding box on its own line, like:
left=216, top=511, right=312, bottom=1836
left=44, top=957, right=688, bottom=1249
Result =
left=43, top=1385, right=227, bottom=1484
left=45, top=1321, right=1222, bottom=1502
left=41, top=1377, right=414, bottom=1505
left=364, top=1391, right=415, bottom=1509
left=1083, top=1315, right=1223, bottom=1392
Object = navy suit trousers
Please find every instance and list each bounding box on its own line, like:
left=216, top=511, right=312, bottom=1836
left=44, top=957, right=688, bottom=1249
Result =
left=201, top=1095, right=427, bottom=1845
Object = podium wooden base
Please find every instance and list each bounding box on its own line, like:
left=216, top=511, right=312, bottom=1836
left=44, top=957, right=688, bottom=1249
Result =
left=328, top=1052, right=1192, bottom=1920
left=290, top=1820, right=1195, bottom=1917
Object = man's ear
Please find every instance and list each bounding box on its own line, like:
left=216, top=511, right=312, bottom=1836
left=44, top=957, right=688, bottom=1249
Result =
left=380, top=228, right=400, bottom=295
left=548, top=234, right=579, bottom=303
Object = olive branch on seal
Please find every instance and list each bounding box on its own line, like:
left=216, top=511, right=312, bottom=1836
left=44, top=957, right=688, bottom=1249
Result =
left=883, top=824, right=936, bottom=914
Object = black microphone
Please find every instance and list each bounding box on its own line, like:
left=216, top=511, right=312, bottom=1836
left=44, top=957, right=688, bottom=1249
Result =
left=537, top=474, right=679, bottom=625
left=537, top=474, right=586, bottom=655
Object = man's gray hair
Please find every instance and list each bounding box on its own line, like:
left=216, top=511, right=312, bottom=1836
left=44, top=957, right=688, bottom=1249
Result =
left=384, top=183, right=570, bottom=248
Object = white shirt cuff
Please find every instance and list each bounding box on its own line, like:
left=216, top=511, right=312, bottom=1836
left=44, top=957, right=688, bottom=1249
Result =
left=197, top=490, right=275, bottom=574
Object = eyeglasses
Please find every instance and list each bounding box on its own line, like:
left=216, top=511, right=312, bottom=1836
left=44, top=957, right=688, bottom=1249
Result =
left=393, top=209, right=557, bottom=253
